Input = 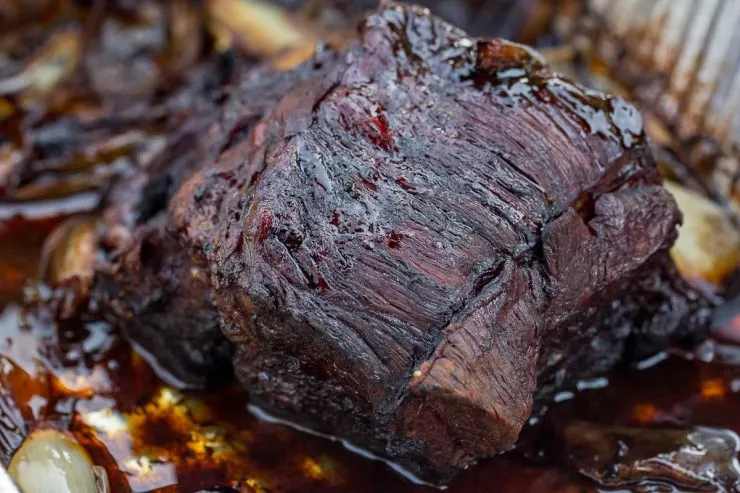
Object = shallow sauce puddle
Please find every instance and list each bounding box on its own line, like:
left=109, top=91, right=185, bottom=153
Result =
left=2, top=215, right=740, bottom=492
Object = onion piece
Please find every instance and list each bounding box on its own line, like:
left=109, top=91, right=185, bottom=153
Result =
left=206, top=0, right=314, bottom=57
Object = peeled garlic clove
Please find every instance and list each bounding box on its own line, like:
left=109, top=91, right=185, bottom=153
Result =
left=665, top=181, right=740, bottom=286
left=8, top=429, right=105, bottom=493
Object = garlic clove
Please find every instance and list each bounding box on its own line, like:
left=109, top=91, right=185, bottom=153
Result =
left=8, top=429, right=106, bottom=493
left=665, top=181, right=740, bottom=286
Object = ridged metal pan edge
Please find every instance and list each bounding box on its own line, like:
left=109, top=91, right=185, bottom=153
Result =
left=586, top=0, right=740, bottom=154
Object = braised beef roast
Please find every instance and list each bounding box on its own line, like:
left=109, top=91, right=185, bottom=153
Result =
left=94, top=3, right=709, bottom=484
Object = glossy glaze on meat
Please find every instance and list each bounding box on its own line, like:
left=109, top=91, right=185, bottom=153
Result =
left=92, top=53, right=342, bottom=386
left=109, top=3, right=710, bottom=482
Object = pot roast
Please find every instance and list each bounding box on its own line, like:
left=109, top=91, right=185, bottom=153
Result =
left=93, top=3, right=710, bottom=483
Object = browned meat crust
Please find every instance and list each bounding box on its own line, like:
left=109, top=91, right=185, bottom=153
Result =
left=95, top=3, right=709, bottom=482
left=163, top=4, right=708, bottom=482
left=93, top=51, right=341, bottom=386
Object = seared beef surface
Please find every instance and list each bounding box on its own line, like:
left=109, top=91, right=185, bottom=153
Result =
left=94, top=54, right=342, bottom=385
left=96, top=3, right=709, bottom=483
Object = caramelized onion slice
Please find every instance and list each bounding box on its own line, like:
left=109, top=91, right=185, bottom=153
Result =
left=205, top=0, right=316, bottom=68
left=561, top=421, right=740, bottom=490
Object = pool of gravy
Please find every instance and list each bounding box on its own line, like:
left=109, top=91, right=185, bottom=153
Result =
left=2, top=206, right=740, bottom=493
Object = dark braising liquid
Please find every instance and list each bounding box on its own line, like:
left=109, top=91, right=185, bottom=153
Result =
left=2, top=206, right=740, bottom=492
